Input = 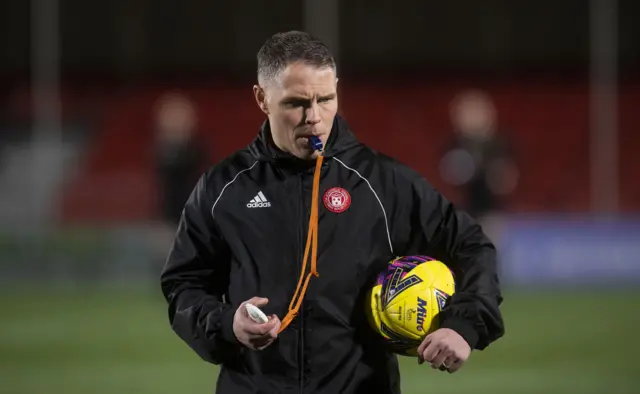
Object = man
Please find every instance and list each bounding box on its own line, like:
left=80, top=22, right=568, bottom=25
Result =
left=439, top=89, right=518, bottom=244
left=154, top=92, right=206, bottom=227
left=161, top=31, right=504, bottom=394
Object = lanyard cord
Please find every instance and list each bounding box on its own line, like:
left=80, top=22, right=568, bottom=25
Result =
left=278, top=154, right=323, bottom=333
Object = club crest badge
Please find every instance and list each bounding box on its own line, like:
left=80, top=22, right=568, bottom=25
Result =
left=323, top=187, right=351, bottom=213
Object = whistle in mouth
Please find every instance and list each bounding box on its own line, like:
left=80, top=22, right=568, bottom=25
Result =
left=309, top=136, right=323, bottom=151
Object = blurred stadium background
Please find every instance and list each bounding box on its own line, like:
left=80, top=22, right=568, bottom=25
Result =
left=1, top=1, right=639, bottom=393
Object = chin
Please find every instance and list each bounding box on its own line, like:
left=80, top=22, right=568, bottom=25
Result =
left=308, top=150, right=322, bottom=159
left=300, top=150, right=318, bottom=160
left=291, top=146, right=317, bottom=160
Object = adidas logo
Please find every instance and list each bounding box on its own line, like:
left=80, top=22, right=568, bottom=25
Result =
left=247, top=191, right=271, bottom=208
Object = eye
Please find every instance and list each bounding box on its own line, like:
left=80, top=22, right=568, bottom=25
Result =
left=283, top=99, right=310, bottom=108
left=283, top=100, right=302, bottom=108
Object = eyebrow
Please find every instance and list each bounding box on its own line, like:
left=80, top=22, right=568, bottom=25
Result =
left=281, top=93, right=336, bottom=102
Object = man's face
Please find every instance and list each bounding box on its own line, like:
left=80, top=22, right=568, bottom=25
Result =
left=451, top=94, right=496, bottom=139
left=254, top=62, right=338, bottom=159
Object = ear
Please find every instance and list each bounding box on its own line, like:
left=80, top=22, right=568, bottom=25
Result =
left=253, top=85, right=269, bottom=115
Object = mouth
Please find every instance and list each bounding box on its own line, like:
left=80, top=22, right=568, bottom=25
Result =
left=297, top=131, right=321, bottom=138
left=296, top=125, right=322, bottom=136
left=296, top=135, right=323, bottom=151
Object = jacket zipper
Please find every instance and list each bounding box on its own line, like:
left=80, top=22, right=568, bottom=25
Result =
left=300, top=300, right=305, bottom=394
left=298, top=172, right=306, bottom=394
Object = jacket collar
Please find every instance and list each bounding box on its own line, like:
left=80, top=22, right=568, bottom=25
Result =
left=249, top=114, right=361, bottom=164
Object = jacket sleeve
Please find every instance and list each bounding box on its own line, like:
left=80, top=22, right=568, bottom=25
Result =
left=394, top=173, right=505, bottom=350
left=160, top=173, right=239, bottom=364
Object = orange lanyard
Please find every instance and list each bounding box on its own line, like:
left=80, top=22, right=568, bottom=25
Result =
left=278, top=154, right=324, bottom=333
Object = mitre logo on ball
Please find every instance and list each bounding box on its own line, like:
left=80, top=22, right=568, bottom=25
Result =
left=323, top=187, right=351, bottom=213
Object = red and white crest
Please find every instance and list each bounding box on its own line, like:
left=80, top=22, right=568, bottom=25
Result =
left=323, top=187, right=351, bottom=213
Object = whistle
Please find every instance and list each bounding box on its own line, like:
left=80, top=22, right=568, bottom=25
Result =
left=309, top=136, right=323, bottom=151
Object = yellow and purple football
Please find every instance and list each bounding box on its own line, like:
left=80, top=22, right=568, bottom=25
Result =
left=365, top=256, right=456, bottom=356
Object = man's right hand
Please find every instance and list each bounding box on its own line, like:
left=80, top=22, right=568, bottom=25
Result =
left=233, top=297, right=281, bottom=350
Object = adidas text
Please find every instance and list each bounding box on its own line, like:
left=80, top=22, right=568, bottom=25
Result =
left=247, top=191, right=271, bottom=208
left=247, top=201, right=271, bottom=208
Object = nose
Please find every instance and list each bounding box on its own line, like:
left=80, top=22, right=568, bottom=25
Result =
left=305, top=102, right=321, bottom=125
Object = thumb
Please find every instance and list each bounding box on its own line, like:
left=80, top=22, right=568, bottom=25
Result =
left=247, top=297, right=269, bottom=308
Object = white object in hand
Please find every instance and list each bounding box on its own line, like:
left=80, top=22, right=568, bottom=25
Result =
left=245, top=303, right=269, bottom=324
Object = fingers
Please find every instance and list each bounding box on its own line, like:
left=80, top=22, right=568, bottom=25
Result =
left=444, top=357, right=463, bottom=373
left=253, top=316, right=281, bottom=350
left=417, top=334, right=431, bottom=364
left=251, top=332, right=275, bottom=349
left=422, top=340, right=441, bottom=364
left=430, top=348, right=451, bottom=370
left=267, top=315, right=282, bottom=338
left=248, top=319, right=281, bottom=349
left=422, top=345, right=460, bottom=372
left=234, top=297, right=282, bottom=351
left=417, top=335, right=430, bottom=356
left=244, top=316, right=278, bottom=336
left=417, top=330, right=468, bottom=372
left=418, top=333, right=462, bottom=372
left=247, top=297, right=269, bottom=308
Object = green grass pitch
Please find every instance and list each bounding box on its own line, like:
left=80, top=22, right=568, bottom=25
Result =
left=1, top=288, right=638, bottom=394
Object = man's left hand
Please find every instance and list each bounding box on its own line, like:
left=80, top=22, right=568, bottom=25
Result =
left=417, top=328, right=471, bottom=373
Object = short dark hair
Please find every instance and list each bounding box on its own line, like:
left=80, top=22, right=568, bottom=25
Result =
left=257, top=30, right=336, bottom=85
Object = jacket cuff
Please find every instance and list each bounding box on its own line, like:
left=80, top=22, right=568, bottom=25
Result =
left=440, top=317, right=479, bottom=349
left=218, top=307, right=239, bottom=345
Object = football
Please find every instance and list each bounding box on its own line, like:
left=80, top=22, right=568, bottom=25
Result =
left=365, top=255, right=456, bottom=356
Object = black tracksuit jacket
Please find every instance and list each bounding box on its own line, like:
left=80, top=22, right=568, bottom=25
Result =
left=160, top=115, right=505, bottom=393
